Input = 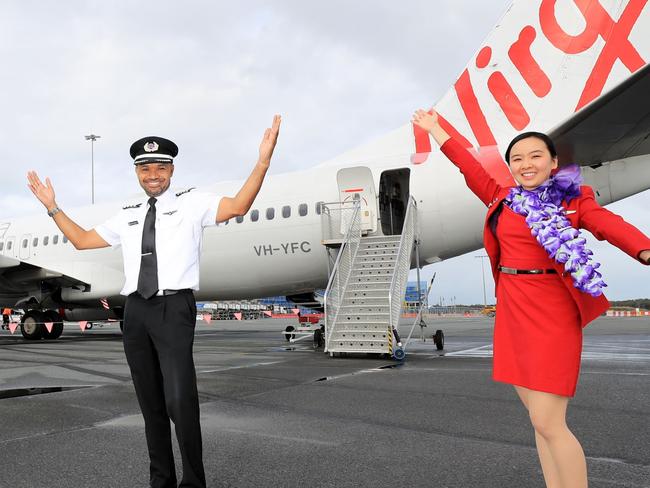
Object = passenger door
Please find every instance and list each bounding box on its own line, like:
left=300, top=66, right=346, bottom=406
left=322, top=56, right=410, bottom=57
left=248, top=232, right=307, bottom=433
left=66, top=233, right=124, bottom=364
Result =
left=336, top=167, right=378, bottom=234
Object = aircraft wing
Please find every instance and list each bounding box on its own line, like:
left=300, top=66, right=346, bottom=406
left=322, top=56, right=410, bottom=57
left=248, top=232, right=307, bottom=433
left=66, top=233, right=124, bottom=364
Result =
left=0, top=255, right=21, bottom=269
left=549, top=63, right=650, bottom=167
left=0, top=258, right=90, bottom=298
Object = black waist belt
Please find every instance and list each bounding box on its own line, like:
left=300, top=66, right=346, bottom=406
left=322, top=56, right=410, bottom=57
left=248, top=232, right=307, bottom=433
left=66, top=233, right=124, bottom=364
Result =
left=498, top=265, right=557, bottom=275
left=157, top=289, right=192, bottom=296
left=131, top=289, right=192, bottom=298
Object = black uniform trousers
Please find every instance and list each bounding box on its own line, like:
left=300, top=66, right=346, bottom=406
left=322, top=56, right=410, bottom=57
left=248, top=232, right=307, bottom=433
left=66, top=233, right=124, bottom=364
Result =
left=123, top=290, right=205, bottom=488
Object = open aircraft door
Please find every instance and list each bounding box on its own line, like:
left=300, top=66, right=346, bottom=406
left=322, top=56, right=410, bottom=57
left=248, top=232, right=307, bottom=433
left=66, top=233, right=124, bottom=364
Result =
left=336, top=166, right=378, bottom=235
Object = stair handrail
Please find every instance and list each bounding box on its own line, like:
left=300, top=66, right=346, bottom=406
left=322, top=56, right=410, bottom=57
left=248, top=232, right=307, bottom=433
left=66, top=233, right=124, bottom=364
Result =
left=320, top=200, right=357, bottom=242
left=323, top=200, right=362, bottom=351
left=387, top=196, right=418, bottom=336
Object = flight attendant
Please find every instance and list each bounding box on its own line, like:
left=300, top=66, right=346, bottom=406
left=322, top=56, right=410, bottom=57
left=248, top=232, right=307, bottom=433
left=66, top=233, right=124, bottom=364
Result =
left=26, top=115, right=281, bottom=488
left=412, top=109, right=650, bottom=488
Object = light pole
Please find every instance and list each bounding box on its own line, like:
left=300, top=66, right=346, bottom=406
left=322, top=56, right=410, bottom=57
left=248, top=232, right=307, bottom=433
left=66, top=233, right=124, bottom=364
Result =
left=84, top=134, right=101, bottom=204
left=475, top=255, right=489, bottom=307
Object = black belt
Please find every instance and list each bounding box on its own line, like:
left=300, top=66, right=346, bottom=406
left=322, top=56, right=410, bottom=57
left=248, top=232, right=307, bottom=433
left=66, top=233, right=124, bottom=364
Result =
left=131, top=289, right=191, bottom=298
left=156, top=288, right=191, bottom=296
left=498, top=265, right=557, bottom=275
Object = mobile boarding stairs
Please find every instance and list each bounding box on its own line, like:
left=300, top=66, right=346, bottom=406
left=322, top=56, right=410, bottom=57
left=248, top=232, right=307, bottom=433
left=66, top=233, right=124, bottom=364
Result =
left=321, top=197, right=444, bottom=360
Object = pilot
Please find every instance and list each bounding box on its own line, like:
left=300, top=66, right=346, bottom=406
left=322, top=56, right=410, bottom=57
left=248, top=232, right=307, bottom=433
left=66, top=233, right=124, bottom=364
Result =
left=26, top=115, right=281, bottom=488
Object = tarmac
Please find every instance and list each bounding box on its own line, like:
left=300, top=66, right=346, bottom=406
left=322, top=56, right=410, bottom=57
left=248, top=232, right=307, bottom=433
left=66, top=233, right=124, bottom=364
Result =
left=0, top=316, right=649, bottom=488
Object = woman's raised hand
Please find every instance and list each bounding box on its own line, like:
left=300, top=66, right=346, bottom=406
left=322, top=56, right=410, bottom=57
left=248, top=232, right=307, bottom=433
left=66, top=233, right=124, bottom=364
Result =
left=411, top=108, right=450, bottom=146
left=640, top=249, right=650, bottom=264
left=411, top=109, right=439, bottom=132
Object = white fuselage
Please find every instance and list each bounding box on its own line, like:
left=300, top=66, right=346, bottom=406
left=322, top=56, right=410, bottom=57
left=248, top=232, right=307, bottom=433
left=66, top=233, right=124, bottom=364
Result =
left=1, top=149, right=648, bottom=307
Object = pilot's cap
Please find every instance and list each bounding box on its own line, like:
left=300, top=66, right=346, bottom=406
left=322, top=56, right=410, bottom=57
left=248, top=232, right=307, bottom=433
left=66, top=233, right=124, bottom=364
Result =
left=130, top=136, right=179, bottom=165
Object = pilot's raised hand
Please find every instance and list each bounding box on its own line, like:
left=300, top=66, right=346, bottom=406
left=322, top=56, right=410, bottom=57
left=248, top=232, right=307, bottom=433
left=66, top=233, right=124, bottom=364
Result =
left=258, top=114, right=281, bottom=167
left=27, top=171, right=57, bottom=211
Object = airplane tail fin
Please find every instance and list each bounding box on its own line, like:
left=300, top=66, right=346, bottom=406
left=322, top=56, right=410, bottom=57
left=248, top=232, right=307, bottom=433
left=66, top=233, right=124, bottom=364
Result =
left=429, top=0, right=649, bottom=154
left=324, top=1, right=650, bottom=166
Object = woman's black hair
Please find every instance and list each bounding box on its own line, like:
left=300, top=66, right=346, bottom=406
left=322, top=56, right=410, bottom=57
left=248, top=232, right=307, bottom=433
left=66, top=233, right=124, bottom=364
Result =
left=504, top=131, right=557, bottom=164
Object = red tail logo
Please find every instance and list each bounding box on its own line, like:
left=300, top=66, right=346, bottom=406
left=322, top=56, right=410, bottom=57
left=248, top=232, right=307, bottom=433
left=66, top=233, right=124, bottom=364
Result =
left=412, top=0, right=646, bottom=182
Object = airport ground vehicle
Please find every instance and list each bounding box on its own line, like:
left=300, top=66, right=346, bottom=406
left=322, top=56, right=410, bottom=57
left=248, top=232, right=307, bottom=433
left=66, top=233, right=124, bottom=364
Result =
left=481, top=306, right=496, bottom=318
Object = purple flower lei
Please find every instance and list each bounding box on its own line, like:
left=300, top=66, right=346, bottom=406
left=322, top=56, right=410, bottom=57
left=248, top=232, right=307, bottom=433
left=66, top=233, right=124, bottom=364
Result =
left=506, top=164, right=607, bottom=297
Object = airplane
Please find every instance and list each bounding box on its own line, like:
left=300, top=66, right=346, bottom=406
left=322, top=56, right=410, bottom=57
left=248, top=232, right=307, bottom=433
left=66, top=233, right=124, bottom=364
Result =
left=1, top=0, right=649, bottom=340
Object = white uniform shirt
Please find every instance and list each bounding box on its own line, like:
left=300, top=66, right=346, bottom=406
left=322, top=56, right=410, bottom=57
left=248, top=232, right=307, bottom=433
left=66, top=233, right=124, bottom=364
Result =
left=95, top=188, right=222, bottom=296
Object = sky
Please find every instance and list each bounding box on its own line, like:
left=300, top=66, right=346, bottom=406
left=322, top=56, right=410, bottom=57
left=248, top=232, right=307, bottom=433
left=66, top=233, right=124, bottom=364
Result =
left=0, top=0, right=648, bottom=304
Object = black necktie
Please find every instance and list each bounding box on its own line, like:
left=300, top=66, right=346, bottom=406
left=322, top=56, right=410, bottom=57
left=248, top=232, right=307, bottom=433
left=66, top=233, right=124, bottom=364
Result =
left=137, top=197, right=158, bottom=299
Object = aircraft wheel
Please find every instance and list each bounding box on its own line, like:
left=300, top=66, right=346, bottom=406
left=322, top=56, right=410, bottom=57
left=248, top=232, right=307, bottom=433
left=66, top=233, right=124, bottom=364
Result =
left=284, top=325, right=295, bottom=342
left=313, top=328, right=324, bottom=350
left=434, top=330, right=445, bottom=350
left=393, top=347, right=405, bottom=361
left=42, top=310, right=64, bottom=340
left=86, top=322, right=93, bottom=330
left=21, top=311, right=45, bottom=340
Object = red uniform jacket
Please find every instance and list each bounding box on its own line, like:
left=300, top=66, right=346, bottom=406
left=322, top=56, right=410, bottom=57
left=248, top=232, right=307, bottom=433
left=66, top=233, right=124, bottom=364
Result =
left=441, top=138, right=650, bottom=327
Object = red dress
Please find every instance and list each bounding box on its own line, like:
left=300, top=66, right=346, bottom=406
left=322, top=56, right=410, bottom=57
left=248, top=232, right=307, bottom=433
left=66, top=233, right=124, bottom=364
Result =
left=439, top=137, right=650, bottom=398
left=494, top=205, right=582, bottom=397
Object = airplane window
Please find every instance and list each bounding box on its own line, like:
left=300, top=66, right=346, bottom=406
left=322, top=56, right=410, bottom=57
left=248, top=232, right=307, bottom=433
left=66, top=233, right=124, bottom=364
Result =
left=235, top=216, right=244, bottom=224
left=266, top=208, right=275, bottom=220
left=298, top=203, right=308, bottom=216
left=43, top=236, right=49, bottom=246
left=316, top=201, right=324, bottom=215
left=53, top=235, right=59, bottom=245
left=7, top=241, right=12, bottom=250
left=22, top=239, right=27, bottom=249
left=250, top=210, right=259, bottom=222
left=63, top=236, right=69, bottom=243
left=282, top=206, right=291, bottom=218
left=33, top=237, right=38, bottom=247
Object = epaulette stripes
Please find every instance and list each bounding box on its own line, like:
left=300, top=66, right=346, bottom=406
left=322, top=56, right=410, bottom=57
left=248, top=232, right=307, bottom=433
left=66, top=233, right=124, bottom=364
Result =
left=176, top=187, right=196, bottom=197
left=122, top=203, right=143, bottom=210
